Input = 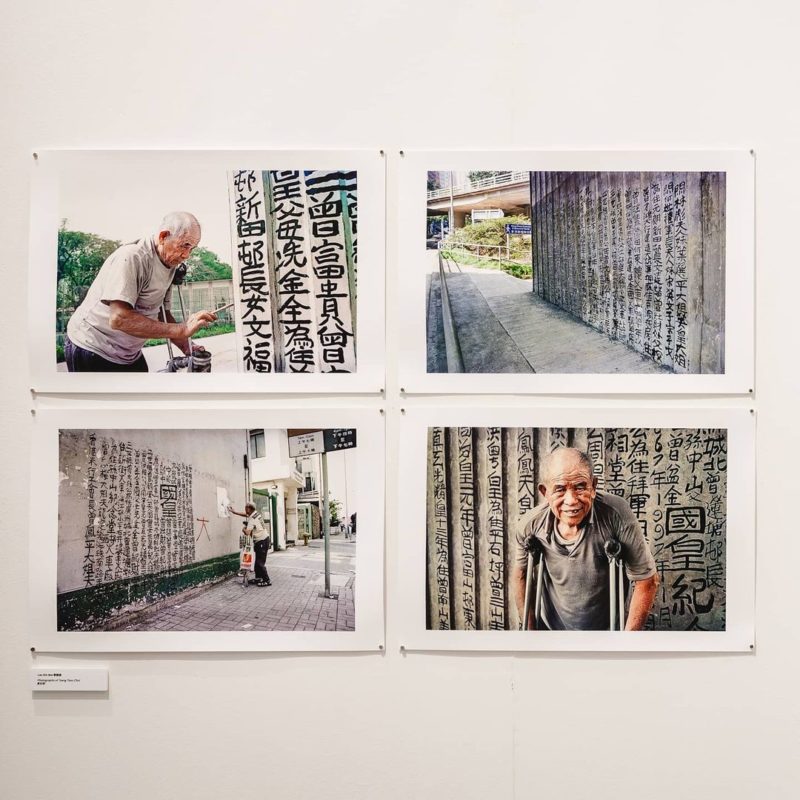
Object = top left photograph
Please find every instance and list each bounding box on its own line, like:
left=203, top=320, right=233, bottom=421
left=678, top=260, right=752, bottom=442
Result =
left=28, top=150, right=386, bottom=393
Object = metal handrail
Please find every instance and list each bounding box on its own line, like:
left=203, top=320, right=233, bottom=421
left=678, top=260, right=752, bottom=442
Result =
left=437, top=239, right=530, bottom=263
left=427, top=170, right=530, bottom=201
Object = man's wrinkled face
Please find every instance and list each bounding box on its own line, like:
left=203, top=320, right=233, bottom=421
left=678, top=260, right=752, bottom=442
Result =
left=539, top=453, right=597, bottom=529
left=157, top=226, right=200, bottom=268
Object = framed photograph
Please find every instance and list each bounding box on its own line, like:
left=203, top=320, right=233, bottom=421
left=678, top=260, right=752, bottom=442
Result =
left=29, top=149, right=385, bottom=393
left=397, top=151, right=754, bottom=394
left=397, top=406, right=755, bottom=651
left=30, top=406, right=385, bottom=651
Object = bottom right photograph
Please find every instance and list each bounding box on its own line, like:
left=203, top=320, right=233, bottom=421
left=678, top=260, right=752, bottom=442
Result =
left=427, top=426, right=728, bottom=633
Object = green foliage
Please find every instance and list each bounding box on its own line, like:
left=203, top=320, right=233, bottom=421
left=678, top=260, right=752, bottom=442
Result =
left=183, top=247, right=232, bottom=282
left=449, top=214, right=530, bottom=247
left=57, top=223, right=232, bottom=311
left=328, top=495, right=343, bottom=527
left=441, top=214, right=533, bottom=279
left=57, top=222, right=121, bottom=310
left=441, top=250, right=532, bottom=279
left=467, top=171, right=497, bottom=184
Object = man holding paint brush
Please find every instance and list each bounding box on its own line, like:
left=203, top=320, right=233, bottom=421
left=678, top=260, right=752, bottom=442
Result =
left=64, top=211, right=218, bottom=372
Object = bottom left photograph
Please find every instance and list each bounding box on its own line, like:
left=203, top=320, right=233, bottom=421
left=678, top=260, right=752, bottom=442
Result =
left=31, top=409, right=385, bottom=652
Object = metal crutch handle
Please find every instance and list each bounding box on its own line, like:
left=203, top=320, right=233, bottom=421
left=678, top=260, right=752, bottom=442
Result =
left=604, top=538, right=622, bottom=631
left=521, top=535, right=540, bottom=631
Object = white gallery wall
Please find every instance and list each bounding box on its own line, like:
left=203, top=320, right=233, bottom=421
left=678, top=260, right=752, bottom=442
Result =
left=1, top=1, right=797, bottom=798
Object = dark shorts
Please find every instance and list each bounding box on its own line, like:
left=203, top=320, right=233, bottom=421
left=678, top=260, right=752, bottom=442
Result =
left=64, top=336, right=148, bottom=373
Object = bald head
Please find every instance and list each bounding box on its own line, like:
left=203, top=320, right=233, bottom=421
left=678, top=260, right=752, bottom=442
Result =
left=538, top=447, right=598, bottom=529
left=155, top=212, right=201, bottom=268
left=159, top=211, right=201, bottom=238
left=540, top=447, right=594, bottom=486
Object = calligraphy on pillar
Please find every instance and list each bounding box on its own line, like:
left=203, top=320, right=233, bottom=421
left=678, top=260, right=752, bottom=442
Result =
left=228, top=168, right=358, bottom=374
left=427, top=426, right=727, bottom=631
left=229, top=170, right=275, bottom=372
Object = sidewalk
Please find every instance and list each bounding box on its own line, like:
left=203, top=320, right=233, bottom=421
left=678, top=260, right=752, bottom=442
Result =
left=427, top=255, right=668, bottom=374
left=120, top=537, right=356, bottom=632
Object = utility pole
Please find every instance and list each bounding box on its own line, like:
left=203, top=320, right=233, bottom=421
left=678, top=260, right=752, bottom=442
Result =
left=321, top=450, right=332, bottom=598
left=448, top=171, right=455, bottom=235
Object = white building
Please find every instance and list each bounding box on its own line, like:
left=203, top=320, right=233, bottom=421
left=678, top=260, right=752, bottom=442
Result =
left=248, top=429, right=304, bottom=549
left=296, top=448, right=356, bottom=533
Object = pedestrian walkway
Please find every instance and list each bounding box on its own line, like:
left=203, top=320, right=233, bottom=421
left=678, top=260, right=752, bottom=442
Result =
left=120, top=537, right=356, bottom=632
left=427, top=264, right=668, bottom=374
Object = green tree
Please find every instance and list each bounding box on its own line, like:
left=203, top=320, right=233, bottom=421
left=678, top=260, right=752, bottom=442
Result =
left=468, top=171, right=497, bottom=184
left=328, top=495, right=343, bottom=527
left=57, top=221, right=120, bottom=309
left=183, top=247, right=233, bottom=282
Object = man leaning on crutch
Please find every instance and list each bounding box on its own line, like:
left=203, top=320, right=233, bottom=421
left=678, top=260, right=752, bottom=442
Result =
left=511, top=447, right=660, bottom=632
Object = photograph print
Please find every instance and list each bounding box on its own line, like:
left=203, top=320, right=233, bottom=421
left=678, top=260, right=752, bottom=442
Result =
left=29, top=402, right=389, bottom=653
left=426, top=170, right=726, bottom=375
left=427, top=425, right=735, bottom=635
left=29, top=150, right=385, bottom=391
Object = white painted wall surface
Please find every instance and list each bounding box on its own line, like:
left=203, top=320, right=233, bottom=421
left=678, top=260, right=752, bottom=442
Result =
left=2, top=2, right=798, bottom=799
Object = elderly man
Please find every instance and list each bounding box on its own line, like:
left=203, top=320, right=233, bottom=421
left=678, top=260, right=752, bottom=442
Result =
left=512, top=447, right=659, bottom=631
left=229, top=503, right=272, bottom=587
left=64, top=211, right=217, bottom=372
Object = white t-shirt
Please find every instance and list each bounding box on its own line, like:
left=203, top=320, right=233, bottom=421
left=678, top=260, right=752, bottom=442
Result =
left=244, top=511, right=269, bottom=543
left=67, top=236, right=175, bottom=364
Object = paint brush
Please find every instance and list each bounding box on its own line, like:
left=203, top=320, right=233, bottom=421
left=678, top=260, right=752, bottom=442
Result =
left=212, top=302, right=234, bottom=315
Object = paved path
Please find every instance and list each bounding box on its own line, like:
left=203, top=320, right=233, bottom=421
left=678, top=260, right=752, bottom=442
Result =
left=427, top=258, right=668, bottom=374
left=120, top=538, right=356, bottom=632
left=56, top=332, right=238, bottom=373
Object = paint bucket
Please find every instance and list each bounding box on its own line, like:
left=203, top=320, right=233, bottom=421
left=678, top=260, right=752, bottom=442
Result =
left=189, top=350, right=212, bottom=373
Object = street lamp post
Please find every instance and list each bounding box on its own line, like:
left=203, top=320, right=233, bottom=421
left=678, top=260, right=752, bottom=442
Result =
left=321, top=450, right=332, bottom=599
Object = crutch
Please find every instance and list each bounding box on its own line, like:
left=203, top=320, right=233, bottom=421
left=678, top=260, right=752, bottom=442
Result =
left=604, top=538, right=626, bottom=630
left=522, top=536, right=543, bottom=630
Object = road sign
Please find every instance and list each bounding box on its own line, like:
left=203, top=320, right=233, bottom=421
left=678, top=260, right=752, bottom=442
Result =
left=505, top=223, right=532, bottom=235
left=288, top=431, right=325, bottom=457
left=472, top=208, right=504, bottom=221
left=323, top=428, right=357, bottom=452
left=288, top=429, right=357, bottom=457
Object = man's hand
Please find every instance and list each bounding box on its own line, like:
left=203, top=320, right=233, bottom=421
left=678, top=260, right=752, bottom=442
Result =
left=182, top=310, right=217, bottom=338
left=625, top=573, right=660, bottom=631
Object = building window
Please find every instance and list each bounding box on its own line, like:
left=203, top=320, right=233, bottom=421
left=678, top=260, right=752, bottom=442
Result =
left=249, top=430, right=266, bottom=460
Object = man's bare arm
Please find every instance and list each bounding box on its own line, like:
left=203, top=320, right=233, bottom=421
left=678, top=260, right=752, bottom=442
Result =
left=625, top=573, right=659, bottom=631
left=108, top=301, right=216, bottom=341
left=161, top=308, right=193, bottom=354
left=511, top=563, right=531, bottom=630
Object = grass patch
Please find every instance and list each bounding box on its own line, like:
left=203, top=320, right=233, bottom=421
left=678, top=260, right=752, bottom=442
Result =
left=441, top=250, right=532, bottom=280
left=144, top=322, right=236, bottom=348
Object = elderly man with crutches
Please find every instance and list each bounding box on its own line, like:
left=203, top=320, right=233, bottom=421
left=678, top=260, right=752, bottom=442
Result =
left=512, top=447, right=660, bottom=631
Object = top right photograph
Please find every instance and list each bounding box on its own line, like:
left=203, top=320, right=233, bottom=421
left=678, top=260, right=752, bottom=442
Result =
left=426, top=170, right=726, bottom=375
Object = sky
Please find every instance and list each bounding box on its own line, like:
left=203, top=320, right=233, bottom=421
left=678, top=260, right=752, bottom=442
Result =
left=58, top=160, right=233, bottom=260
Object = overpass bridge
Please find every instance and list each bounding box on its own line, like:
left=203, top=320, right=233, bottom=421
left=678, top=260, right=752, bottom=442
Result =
left=427, top=171, right=531, bottom=226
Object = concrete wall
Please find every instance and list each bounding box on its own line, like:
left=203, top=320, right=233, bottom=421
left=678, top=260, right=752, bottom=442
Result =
left=531, top=172, right=726, bottom=373
left=58, top=429, right=247, bottom=626
left=228, top=170, right=357, bottom=373
left=427, top=426, right=727, bottom=632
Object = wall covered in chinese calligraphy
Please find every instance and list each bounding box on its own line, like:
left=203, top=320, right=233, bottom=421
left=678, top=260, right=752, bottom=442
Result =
left=57, top=429, right=247, bottom=629
left=228, top=169, right=357, bottom=373
left=426, top=426, right=727, bottom=631
left=530, top=172, right=725, bottom=374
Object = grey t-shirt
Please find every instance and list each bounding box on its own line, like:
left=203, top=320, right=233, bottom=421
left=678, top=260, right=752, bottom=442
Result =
left=515, top=492, right=656, bottom=631
left=67, top=236, right=174, bottom=364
